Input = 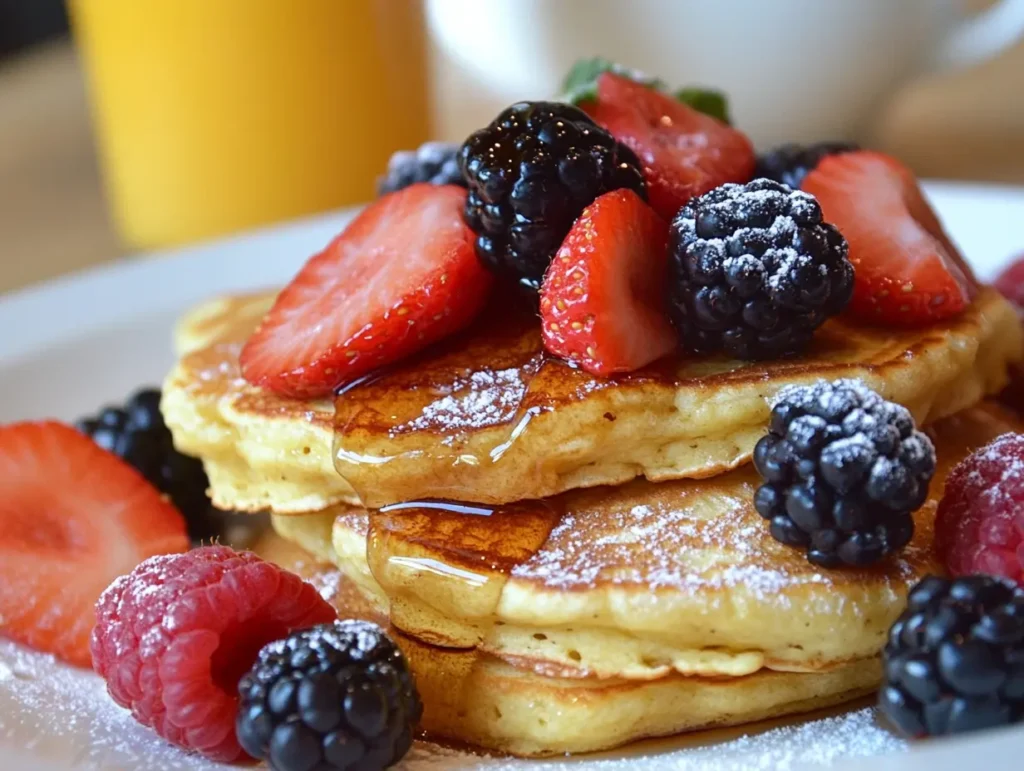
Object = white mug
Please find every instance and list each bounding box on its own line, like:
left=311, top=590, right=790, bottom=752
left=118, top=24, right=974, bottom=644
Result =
left=425, top=0, right=1024, bottom=149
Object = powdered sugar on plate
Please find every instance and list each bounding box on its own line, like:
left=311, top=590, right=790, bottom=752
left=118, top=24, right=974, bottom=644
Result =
left=0, top=639, right=906, bottom=770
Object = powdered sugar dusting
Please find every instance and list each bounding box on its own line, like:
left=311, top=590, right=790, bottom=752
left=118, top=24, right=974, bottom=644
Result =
left=511, top=488, right=854, bottom=599
left=967, top=433, right=1024, bottom=512
left=510, top=456, right=930, bottom=604
left=0, top=639, right=906, bottom=770
left=403, top=708, right=905, bottom=770
left=393, top=367, right=530, bottom=435
left=774, top=378, right=938, bottom=480
left=677, top=183, right=840, bottom=308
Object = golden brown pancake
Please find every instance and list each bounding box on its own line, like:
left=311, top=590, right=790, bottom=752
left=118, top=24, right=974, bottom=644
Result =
left=257, top=530, right=881, bottom=758
left=164, top=288, right=1022, bottom=512
left=272, top=403, right=1023, bottom=684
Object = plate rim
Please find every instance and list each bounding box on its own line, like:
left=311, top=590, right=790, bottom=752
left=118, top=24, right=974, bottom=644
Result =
left=1, top=182, right=1023, bottom=769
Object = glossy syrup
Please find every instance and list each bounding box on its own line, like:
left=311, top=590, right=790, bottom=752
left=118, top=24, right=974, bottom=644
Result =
left=365, top=497, right=564, bottom=648
left=327, top=295, right=578, bottom=644
left=327, top=295, right=677, bottom=641
left=330, top=296, right=575, bottom=508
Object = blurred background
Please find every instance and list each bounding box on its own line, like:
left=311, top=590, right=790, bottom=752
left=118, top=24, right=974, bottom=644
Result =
left=1, top=0, right=1022, bottom=294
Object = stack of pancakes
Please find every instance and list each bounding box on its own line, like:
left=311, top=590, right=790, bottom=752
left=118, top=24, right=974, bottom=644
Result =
left=163, top=287, right=1024, bottom=757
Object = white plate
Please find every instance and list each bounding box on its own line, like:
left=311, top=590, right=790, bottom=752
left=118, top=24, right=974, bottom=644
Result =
left=1, top=183, right=1022, bottom=771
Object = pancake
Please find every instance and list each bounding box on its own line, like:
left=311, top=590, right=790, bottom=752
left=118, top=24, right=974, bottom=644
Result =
left=273, top=403, right=1023, bottom=684
left=164, top=287, right=1022, bottom=512
left=257, top=531, right=881, bottom=758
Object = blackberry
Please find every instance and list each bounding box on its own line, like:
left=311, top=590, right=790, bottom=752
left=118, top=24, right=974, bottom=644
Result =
left=753, top=379, right=936, bottom=568
left=237, top=620, right=421, bottom=771
left=667, top=178, right=853, bottom=359
left=377, top=142, right=465, bottom=196
left=754, top=142, right=858, bottom=190
left=76, top=387, right=226, bottom=543
left=881, top=575, right=1024, bottom=737
left=459, top=100, right=646, bottom=290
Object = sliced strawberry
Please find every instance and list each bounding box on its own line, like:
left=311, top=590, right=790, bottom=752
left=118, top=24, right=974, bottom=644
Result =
left=802, top=151, right=976, bottom=326
left=580, top=73, right=755, bottom=221
left=241, top=184, right=492, bottom=399
left=540, top=189, right=677, bottom=376
left=0, top=421, right=188, bottom=667
left=995, top=253, right=1024, bottom=309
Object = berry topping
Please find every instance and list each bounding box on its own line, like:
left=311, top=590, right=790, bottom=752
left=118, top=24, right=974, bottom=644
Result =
left=995, top=253, right=1024, bottom=310
left=376, top=141, right=465, bottom=196
left=935, top=433, right=1024, bottom=587
left=237, top=620, right=421, bottom=771
left=561, top=57, right=730, bottom=124
left=240, top=184, right=492, bottom=399
left=667, top=178, right=853, bottom=359
left=802, top=150, right=976, bottom=326
left=880, top=575, right=1024, bottom=737
left=540, top=189, right=676, bottom=376
left=91, top=545, right=336, bottom=762
left=754, top=142, right=858, bottom=190
left=458, top=100, right=646, bottom=290
left=0, top=421, right=188, bottom=666
left=580, top=72, right=755, bottom=221
left=753, top=379, right=936, bottom=568
left=76, top=387, right=229, bottom=544
left=560, top=57, right=668, bottom=104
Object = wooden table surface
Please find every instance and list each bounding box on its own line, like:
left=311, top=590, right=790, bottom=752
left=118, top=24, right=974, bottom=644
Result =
left=1, top=37, right=1022, bottom=296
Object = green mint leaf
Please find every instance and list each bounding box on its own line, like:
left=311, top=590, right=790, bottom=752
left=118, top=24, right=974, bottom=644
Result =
left=674, top=87, right=731, bottom=124
left=560, top=57, right=664, bottom=105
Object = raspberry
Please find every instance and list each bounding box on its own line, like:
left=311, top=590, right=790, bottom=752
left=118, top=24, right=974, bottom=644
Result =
left=935, top=433, right=1024, bottom=587
left=90, top=545, right=337, bottom=761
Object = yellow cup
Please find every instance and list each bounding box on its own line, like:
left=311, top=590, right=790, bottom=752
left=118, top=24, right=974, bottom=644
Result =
left=70, top=0, right=430, bottom=250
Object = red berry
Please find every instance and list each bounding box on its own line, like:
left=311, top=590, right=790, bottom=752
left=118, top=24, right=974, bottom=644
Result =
left=540, top=189, right=677, bottom=376
left=91, top=545, right=337, bottom=761
left=0, top=421, right=188, bottom=667
left=802, top=151, right=977, bottom=326
left=993, top=255, right=1024, bottom=415
left=995, top=253, right=1024, bottom=309
left=240, top=184, right=493, bottom=399
left=935, top=433, right=1024, bottom=587
left=581, top=73, right=755, bottom=220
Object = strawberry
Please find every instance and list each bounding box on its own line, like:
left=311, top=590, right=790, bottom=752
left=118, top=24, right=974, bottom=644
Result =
left=0, top=421, right=188, bottom=667
left=540, top=189, right=677, bottom=376
left=802, top=151, right=976, bottom=326
left=580, top=73, right=755, bottom=221
left=240, top=184, right=492, bottom=399
left=995, top=252, right=1024, bottom=309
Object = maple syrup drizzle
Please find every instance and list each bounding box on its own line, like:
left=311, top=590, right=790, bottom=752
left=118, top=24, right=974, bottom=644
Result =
left=363, top=496, right=564, bottom=647
left=330, top=298, right=557, bottom=508
left=380, top=500, right=495, bottom=517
